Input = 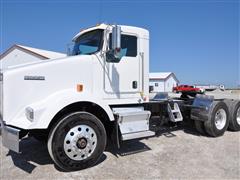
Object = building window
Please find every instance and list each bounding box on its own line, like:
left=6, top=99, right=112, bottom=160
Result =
left=155, top=83, right=158, bottom=87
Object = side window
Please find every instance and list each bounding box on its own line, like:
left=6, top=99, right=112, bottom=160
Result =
left=155, top=83, right=158, bottom=87
left=109, top=34, right=137, bottom=57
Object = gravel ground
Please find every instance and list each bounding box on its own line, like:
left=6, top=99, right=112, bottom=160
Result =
left=0, top=124, right=240, bottom=179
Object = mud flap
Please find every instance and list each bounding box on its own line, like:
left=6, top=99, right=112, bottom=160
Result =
left=191, top=94, right=214, bottom=122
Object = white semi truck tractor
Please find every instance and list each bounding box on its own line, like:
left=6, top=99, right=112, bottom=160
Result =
left=0, top=24, right=240, bottom=171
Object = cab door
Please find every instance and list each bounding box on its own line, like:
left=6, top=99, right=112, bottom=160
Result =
left=104, top=33, right=141, bottom=99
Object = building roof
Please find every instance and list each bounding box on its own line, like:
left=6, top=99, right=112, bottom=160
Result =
left=150, top=72, right=179, bottom=83
left=0, top=44, right=66, bottom=60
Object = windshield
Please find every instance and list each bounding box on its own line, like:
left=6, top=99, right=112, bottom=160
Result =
left=72, top=29, right=103, bottom=55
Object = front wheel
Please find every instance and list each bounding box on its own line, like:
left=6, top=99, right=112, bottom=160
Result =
left=47, top=112, right=106, bottom=171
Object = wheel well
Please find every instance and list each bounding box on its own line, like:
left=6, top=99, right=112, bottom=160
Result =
left=47, top=101, right=114, bottom=137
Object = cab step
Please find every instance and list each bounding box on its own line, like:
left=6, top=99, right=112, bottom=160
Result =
left=122, top=130, right=155, bottom=141
left=113, top=107, right=155, bottom=141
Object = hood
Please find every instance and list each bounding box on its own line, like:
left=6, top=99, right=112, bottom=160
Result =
left=2, top=54, right=95, bottom=124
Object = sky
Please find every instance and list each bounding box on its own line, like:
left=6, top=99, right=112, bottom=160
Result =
left=0, top=0, right=239, bottom=87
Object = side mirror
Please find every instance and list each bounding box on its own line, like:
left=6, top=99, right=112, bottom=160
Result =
left=112, top=25, right=121, bottom=59
left=106, top=25, right=122, bottom=63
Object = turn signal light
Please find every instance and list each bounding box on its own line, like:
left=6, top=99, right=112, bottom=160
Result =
left=77, top=84, right=83, bottom=92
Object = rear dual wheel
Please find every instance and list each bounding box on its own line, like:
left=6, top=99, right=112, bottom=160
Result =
left=47, top=112, right=106, bottom=171
left=194, top=101, right=229, bottom=137
left=224, top=100, right=240, bottom=131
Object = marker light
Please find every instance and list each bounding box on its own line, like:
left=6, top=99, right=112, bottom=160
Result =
left=25, top=107, right=34, bottom=122
left=77, top=84, right=83, bottom=92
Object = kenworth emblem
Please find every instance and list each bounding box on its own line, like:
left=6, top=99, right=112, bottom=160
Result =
left=24, top=76, right=45, bottom=81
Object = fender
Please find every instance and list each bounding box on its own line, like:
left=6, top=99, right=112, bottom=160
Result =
left=8, top=89, right=115, bottom=129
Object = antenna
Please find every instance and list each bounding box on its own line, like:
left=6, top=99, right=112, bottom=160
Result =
left=98, top=0, right=103, bottom=24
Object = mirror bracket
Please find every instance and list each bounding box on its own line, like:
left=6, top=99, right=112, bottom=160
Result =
left=106, top=50, right=121, bottom=63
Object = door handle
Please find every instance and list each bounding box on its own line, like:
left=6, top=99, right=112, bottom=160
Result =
left=132, top=81, right=138, bottom=89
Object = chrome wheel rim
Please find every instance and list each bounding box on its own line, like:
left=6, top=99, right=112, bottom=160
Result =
left=214, top=109, right=227, bottom=130
left=236, top=107, right=240, bottom=125
left=64, top=125, right=97, bottom=161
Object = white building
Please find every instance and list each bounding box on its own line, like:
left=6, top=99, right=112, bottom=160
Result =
left=149, top=72, right=179, bottom=92
left=0, top=44, right=66, bottom=70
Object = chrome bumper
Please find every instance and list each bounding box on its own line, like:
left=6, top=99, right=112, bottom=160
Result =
left=0, top=118, right=20, bottom=153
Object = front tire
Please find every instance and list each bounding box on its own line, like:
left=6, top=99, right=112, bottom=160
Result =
left=47, top=112, right=106, bottom=171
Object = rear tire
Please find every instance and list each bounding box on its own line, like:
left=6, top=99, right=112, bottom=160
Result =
left=224, top=100, right=240, bottom=131
left=47, top=111, right=106, bottom=171
left=204, top=101, right=229, bottom=137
